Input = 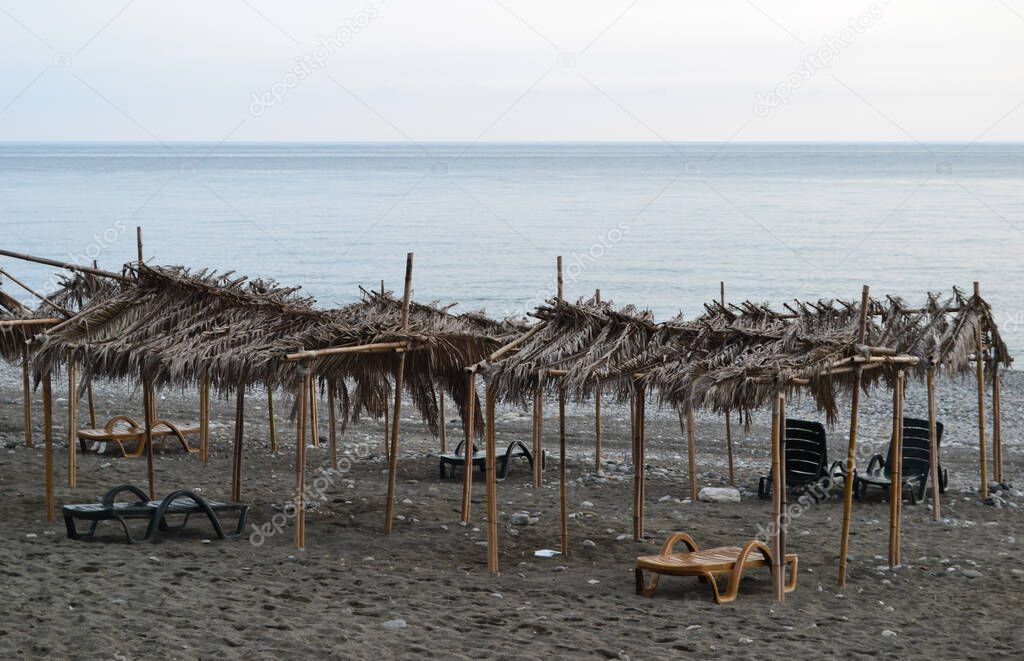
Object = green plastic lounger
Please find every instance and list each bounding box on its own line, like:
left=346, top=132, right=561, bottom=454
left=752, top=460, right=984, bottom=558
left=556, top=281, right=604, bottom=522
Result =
left=852, top=417, right=948, bottom=504
left=63, top=484, right=249, bottom=543
left=758, top=419, right=831, bottom=502
left=438, top=439, right=544, bottom=480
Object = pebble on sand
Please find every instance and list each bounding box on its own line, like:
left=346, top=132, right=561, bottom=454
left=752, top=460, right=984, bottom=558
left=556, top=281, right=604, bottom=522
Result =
left=698, top=487, right=741, bottom=503
left=383, top=619, right=407, bottom=630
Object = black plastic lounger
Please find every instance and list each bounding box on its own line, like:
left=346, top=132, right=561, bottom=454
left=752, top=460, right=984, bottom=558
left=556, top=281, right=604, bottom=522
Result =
left=438, top=439, right=544, bottom=480
left=853, top=417, right=947, bottom=504
left=63, top=484, right=249, bottom=543
left=758, top=419, right=831, bottom=501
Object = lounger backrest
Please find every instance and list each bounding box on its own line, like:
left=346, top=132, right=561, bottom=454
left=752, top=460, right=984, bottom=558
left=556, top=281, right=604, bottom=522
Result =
left=784, top=419, right=827, bottom=485
left=885, top=417, right=943, bottom=479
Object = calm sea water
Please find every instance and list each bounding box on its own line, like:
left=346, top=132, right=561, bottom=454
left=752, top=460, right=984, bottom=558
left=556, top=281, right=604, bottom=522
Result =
left=1, top=142, right=1022, bottom=354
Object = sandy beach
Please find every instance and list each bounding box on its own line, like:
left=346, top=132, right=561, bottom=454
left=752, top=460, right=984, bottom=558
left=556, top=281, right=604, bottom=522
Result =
left=0, top=365, right=1020, bottom=659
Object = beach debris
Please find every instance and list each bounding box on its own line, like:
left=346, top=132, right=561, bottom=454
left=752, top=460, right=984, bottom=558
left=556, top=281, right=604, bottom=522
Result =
left=587, top=579, right=600, bottom=584
left=534, top=549, right=561, bottom=558
left=698, top=487, right=741, bottom=503
left=383, top=619, right=407, bottom=630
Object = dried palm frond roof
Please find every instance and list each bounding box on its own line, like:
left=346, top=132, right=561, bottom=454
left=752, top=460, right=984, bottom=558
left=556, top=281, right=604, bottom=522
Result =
left=486, top=295, right=658, bottom=404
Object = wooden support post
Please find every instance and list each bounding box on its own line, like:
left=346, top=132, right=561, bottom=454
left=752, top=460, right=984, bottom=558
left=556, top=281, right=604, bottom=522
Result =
left=685, top=404, right=698, bottom=502
left=67, top=362, right=77, bottom=488
left=460, top=370, right=477, bottom=522
left=632, top=386, right=641, bottom=539
left=974, top=303, right=988, bottom=500
left=328, top=380, right=338, bottom=471
left=86, top=378, right=96, bottom=428
left=721, top=282, right=735, bottom=485
left=143, top=381, right=156, bottom=500
left=384, top=252, right=413, bottom=535
left=309, top=377, right=319, bottom=448
left=199, top=371, right=210, bottom=462
left=267, top=386, right=277, bottom=453
left=439, top=389, right=447, bottom=454
left=778, top=391, right=787, bottom=590
left=531, top=386, right=543, bottom=488
left=295, top=371, right=308, bottom=549
left=22, top=346, right=32, bottom=448
left=559, top=382, right=569, bottom=557
left=993, top=361, right=1003, bottom=484
left=383, top=397, right=389, bottom=463
left=485, top=383, right=499, bottom=574
left=136, top=226, right=144, bottom=262
left=638, top=384, right=646, bottom=538
left=771, top=394, right=784, bottom=602
left=839, top=285, right=870, bottom=588
left=556, top=256, right=563, bottom=303
left=43, top=371, right=54, bottom=522
left=594, top=288, right=602, bottom=475
left=889, top=371, right=905, bottom=567
left=231, top=386, right=245, bottom=502
left=927, top=368, right=941, bottom=519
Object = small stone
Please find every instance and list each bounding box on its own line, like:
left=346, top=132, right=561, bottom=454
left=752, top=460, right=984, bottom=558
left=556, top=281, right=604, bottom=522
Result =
left=552, top=565, right=568, bottom=572
left=739, top=637, right=753, bottom=644
left=25, top=533, right=37, bottom=539
left=587, top=579, right=600, bottom=585
left=881, top=629, right=897, bottom=638
left=581, top=539, right=597, bottom=549
left=580, top=501, right=594, bottom=508
left=383, top=619, right=407, bottom=630
left=401, top=498, right=413, bottom=505
left=962, top=569, right=983, bottom=578
left=698, top=487, right=741, bottom=503
left=658, top=495, right=672, bottom=502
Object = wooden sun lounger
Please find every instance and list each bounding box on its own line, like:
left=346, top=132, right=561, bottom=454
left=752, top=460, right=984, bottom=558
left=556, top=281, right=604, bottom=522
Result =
left=438, top=439, right=544, bottom=480
left=635, top=532, right=797, bottom=604
left=63, top=484, right=248, bottom=544
left=77, top=414, right=200, bottom=457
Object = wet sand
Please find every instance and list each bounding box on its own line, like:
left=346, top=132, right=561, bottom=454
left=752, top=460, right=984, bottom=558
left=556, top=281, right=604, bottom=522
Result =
left=0, top=367, right=1021, bottom=659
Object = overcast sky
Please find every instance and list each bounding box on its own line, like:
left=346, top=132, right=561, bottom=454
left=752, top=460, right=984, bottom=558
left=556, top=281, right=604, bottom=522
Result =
left=1, top=0, right=1022, bottom=142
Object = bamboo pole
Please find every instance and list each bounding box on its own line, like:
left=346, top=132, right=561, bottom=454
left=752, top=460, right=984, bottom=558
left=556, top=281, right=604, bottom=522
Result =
left=67, top=362, right=77, bottom=488
left=838, top=284, right=870, bottom=588
left=295, top=371, right=308, bottom=549
left=771, top=394, right=783, bottom=602
left=0, top=248, right=130, bottom=282
left=974, top=283, right=988, bottom=500
left=556, top=256, right=563, bottom=302
left=384, top=252, right=414, bottom=535
left=685, top=404, right=698, bottom=502
left=778, top=391, right=787, bottom=588
left=383, top=397, right=390, bottom=462
left=267, top=387, right=278, bottom=453
left=461, top=370, right=477, bottom=521
left=485, top=383, right=499, bottom=574
left=43, top=371, right=54, bottom=522
left=531, top=385, right=542, bottom=488
left=309, top=377, right=319, bottom=448
left=927, top=368, right=941, bottom=520
left=721, top=282, right=735, bottom=485
left=889, top=370, right=905, bottom=567
left=285, top=340, right=413, bottom=361
left=136, top=226, right=144, bottom=262
left=328, top=380, right=338, bottom=470
left=594, top=289, right=603, bottom=474
left=993, top=361, right=1003, bottom=484
left=638, top=383, right=646, bottom=538
left=632, top=385, right=641, bottom=539
left=143, top=380, right=156, bottom=500
left=439, top=389, right=447, bottom=454
left=86, top=378, right=96, bottom=429
left=231, top=386, right=245, bottom=502
left=0, top=267, right=73, bottom=317
left=199, top=370, right=210, bottom=462
left=22, top=346, right=32, bottom=448
left=559, top=382, right=568, bottom=557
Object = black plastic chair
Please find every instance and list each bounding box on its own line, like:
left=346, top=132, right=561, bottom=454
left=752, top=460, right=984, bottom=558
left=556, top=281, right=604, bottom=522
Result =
left=853, top=417, right=947, bottom=504
left=758, top=419, right=830, bottom=501
left=438, top=439, right=544, bottom=480
left=63, top=484, right=248, bottom=543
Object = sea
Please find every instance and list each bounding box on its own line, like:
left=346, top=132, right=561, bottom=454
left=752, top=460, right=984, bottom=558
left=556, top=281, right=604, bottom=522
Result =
left=1, top=142, right=1021, bottom=355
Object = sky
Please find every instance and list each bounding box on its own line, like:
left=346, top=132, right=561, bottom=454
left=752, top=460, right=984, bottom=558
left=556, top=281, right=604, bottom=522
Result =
left=1, top=0, right=1023, bottom=143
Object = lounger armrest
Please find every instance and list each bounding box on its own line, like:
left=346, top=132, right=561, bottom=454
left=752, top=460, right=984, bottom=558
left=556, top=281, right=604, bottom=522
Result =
left=866, top=454, right=884, bottom=475
left=453, top=439, right=478, bottom=457
left=101, top=484, right=150, bottom=507
left=829, top=460, right=848, bottom=478
left=103, top=415, right=141, bottom=433
left=660, top=532, right=700, bottom=555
